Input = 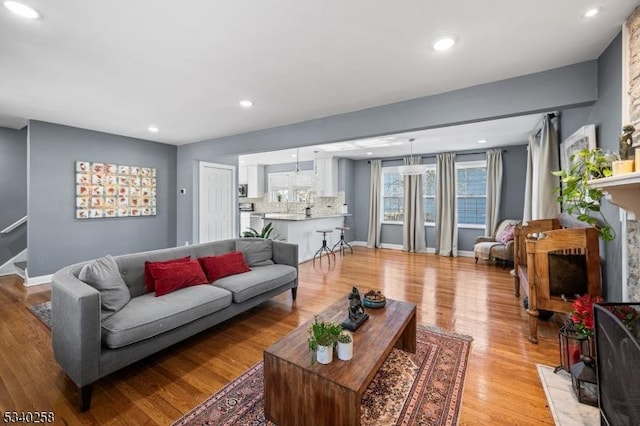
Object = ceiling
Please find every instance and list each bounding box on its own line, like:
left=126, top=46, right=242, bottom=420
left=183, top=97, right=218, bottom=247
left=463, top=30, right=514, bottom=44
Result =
left=0, top=1, right=637, bottom=145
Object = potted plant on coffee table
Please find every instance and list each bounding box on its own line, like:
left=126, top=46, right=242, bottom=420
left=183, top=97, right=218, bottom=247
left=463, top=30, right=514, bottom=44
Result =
left=337, top=331, right=353, bottom=361
left=308, top=317, right=342, bottom=364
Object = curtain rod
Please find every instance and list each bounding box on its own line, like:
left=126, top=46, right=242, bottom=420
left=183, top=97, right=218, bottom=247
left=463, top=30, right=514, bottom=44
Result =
left=534, top=112, right=560, bottom=138
left=367, top=148, right=506, bottom=163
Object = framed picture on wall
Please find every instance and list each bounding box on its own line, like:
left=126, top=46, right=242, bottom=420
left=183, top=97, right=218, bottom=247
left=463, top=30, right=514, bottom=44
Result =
left=75, top=160, right=157, bottom=219
left=559, top=124, right=597, bottom=173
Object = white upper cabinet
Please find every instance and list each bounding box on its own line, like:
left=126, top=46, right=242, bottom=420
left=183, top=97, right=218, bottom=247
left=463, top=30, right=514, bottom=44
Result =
left=315, top=157, right=338, bottom=197
left=238, top=165, right=248, bottom=185
left=239, top=165, right=264, bottom=197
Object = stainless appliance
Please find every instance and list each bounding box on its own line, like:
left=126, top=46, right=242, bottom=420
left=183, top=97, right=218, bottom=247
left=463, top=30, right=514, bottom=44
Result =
left=238, top=184, right=248, bottom=197
left=239, top=202, right=254, bottom=212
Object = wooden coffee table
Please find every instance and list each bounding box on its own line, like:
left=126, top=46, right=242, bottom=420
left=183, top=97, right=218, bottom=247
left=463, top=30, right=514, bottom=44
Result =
left=263, top=297, right=416, bottom=426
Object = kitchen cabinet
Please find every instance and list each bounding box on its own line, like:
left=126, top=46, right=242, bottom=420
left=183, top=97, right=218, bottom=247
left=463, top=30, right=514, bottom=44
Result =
left=315, top=157, right=338, bottom=197
left=240, top=212, right=252, bottom=235
left=239, top=165, right=265, bottom=198
left=261, top=215, right=345, bottom=262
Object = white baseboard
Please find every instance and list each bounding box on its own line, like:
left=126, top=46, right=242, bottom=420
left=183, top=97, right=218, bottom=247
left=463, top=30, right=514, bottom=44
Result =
left=25, top=272, right=53, bottom=287
left=0, top=249, right=27, bottom=277
left=458, top=250, right=475, bottom=258
left=351, top=242, right=474, bottom=257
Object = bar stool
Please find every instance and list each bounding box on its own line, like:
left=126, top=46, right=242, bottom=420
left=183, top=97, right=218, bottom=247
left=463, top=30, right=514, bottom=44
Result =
left=313, top=229, right=336, bottom=265
left=332, top=226, right=353, bottom=256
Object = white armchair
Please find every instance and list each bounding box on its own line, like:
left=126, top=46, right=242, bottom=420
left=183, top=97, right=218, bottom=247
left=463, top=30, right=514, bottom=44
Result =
left=473, top=219, right=520, bottom=266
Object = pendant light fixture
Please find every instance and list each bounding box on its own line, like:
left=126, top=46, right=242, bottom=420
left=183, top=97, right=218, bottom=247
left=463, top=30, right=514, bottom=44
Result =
left=290, top=148, right=301, bottom=188
left=293, top=148, right=301, bottom=173
left=398, top=138, right=428, bottom=176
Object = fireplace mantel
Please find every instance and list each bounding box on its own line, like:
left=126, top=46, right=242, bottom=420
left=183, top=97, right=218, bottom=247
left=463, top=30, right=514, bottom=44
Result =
left=588, top=172, right=640, bottom=217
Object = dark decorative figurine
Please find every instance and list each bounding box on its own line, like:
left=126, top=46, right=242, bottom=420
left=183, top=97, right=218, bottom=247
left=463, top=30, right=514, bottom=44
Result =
left=341, top=286, right=369, bottom=331
left=619, top=124, right=635, bottom=160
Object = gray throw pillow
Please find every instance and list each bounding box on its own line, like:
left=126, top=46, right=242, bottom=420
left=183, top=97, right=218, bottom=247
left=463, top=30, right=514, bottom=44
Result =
left=79, top=255, right=131, bottom=320
left=236, top=239, right=274, bottom=267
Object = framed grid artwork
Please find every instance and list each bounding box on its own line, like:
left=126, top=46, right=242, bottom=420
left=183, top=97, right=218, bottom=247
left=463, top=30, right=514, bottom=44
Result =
left=75, top=161, right=157, bottom=219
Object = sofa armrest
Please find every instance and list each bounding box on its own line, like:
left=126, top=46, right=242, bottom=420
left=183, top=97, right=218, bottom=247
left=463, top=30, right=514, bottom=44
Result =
left=474, top=236, right=494, bottom=244
left=272, top=240, right=298, bottom=270
left=51, top=266, right=102, bottom=387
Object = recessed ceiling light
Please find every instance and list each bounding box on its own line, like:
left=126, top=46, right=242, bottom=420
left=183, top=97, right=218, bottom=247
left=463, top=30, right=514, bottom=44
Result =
left=478, top=139, right=488, bottom=144
left=366, top=152, right=373, bottom=155
left=291, top=154, right=297, bottom=158
left=148, top=126, right=159, bottom=133
left=391, top=141, right=404, bottom=146
left=432, top=37, right=456, bottom=51
left=583, top=7, right=601, bottom=18
left=239, top=100, right=253, bottom=108
left=4, top=1, right=39, bottom=19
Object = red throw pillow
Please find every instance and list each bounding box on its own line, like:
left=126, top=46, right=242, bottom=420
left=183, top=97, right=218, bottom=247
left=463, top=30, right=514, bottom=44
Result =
left=144, top=256, right=191, bottom=292
left=149, top=260, right=208, bottom=297
left=198, top=251, right=250, bottom=283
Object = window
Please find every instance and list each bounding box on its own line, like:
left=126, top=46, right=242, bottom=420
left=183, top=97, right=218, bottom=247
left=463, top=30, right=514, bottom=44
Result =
left=267, top=171, right=314, bottom=203
left=382, top=167, right=403, bottom=222
left=422, top=166, right=436, bottom=223
left=456, top=161, right=486, bottom=226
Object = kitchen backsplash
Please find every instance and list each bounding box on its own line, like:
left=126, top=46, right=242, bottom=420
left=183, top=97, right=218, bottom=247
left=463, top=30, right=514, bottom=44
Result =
left=241, top=192, right=346, bottom=216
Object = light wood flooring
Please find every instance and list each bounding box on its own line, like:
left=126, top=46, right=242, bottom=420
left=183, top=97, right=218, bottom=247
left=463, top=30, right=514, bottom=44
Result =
left=0, top=247, right=565, bottom=425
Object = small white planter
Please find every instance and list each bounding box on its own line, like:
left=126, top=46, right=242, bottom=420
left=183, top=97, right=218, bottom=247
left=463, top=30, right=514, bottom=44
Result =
left=337, top=341, right=353, bottom=361
left=316, top=345, right=333, bottom=364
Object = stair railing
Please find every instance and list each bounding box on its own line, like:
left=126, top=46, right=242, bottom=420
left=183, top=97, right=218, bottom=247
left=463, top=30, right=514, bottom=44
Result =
left=0, top=215, right=27, bottom=235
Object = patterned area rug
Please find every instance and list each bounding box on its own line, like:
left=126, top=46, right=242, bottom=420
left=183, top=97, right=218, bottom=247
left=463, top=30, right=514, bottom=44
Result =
left=173, top=326, right=473, bottom=426
left=27, top=301, right=51, bottom=329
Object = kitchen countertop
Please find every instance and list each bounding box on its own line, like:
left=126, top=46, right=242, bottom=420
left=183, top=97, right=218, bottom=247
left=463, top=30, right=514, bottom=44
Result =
left=254, top=213, right=351, bottom=221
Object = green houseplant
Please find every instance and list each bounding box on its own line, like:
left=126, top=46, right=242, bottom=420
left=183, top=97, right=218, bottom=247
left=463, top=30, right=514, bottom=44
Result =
left=308, top=317, right=343, bottom=364
left=241, top=222, right=274, bottom=239
left=552, top=148, right=615, bottom=241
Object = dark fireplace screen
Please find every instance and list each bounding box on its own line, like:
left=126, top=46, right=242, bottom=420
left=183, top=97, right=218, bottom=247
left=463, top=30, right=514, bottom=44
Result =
left=594, top=303, right=640, bottom=426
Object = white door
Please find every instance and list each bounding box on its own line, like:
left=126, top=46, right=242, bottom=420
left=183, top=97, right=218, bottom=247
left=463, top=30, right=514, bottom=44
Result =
left=199, top=162, right=236, bottom=243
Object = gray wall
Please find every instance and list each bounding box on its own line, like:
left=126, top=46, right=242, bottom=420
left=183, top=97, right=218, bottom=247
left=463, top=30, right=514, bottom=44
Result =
left=338, top=158, right=355, bottom=241
left=533, top=34, right=622, bottom=300
left=28, top=121, right=177, bottom=276
left=177, top=61, right=599, bottom=244
left=0, top=127, right=27, bottom=266
left=585, top=33, right=623, bottom=300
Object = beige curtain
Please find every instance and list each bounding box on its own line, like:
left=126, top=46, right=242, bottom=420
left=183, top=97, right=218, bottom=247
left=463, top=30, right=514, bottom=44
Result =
left=485, top=149, right=503, bottom=235
left=367, top=160, right=382, bottom=248
left=523, top=134, right=536, bottom=223
left=403, top=157, right=426, bottom=252
left=436, top=153, right=457, bottom=256
left=523, top=115, right=560, bottom=222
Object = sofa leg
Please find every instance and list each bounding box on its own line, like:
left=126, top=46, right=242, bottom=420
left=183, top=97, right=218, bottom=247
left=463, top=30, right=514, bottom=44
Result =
left=291, top=287, right=297, bottom=300
left=474, top=257, right=478, bottom=264
left=79, top=384, right=93, bottom=412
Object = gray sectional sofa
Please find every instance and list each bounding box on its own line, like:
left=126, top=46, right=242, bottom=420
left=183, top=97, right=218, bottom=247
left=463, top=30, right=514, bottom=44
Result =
left=51, top=238, right=298, bottom=411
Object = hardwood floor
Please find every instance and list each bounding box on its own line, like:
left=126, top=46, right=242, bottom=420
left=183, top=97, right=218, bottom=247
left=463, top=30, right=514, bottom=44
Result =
left=0, top=248, right=565, bottom=425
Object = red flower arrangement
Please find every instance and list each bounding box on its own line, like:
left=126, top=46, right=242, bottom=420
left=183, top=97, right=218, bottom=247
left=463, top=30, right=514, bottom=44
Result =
left=571, top=294, right=640, bottom=337
left=570, top=294, right=603, bottom=337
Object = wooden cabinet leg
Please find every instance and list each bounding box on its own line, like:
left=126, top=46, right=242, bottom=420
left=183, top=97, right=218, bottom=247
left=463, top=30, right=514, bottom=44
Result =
left=527, top=309, right=539, bottom=344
